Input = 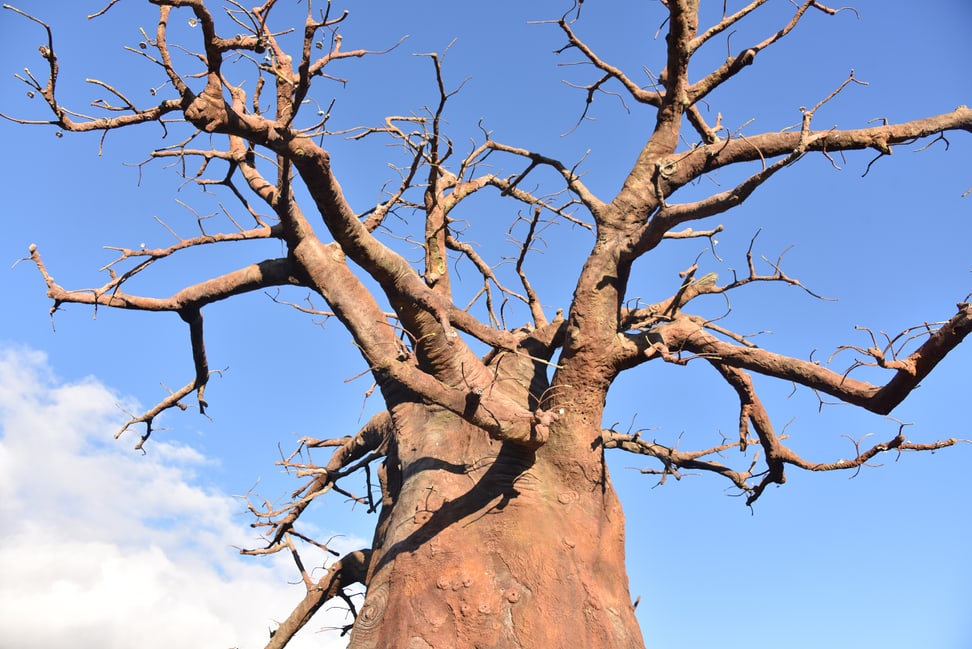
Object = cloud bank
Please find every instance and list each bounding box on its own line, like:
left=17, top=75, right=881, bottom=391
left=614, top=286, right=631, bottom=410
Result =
left=0, top=346, right=356, bottom=649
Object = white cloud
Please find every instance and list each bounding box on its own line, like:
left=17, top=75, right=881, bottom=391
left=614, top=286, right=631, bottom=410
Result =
left=0, top=346, right=361, bottom=649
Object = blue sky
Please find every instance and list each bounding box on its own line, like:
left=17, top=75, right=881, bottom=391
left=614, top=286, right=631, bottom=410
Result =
left=1, top=2, right=970, bottom=648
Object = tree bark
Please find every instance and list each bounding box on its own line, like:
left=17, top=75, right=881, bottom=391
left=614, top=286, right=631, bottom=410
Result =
left=349, top=400, right=642, bottom=649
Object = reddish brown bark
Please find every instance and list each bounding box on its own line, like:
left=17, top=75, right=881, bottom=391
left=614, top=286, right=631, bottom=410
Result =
left=352, top=404, right=641, bottom=649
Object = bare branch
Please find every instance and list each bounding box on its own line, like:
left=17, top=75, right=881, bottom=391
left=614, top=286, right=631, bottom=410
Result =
left=689, top=1, right=770, bottom=52
left=602, top=428, right=754, bottom=493
left=555, top=19, right=662, bottom=107
left=667, top=107, right=972, bottom=192
left=660, top=304, right=972, bottom=415
left=265, top=548, right=371, bottom=649
left=689, top=1, right=843, bottom=103
left=483, top=140, right=604, bottom=214
left=115, top=377, right=196, bottom=451
left=244, top=412, right=391, bottom=550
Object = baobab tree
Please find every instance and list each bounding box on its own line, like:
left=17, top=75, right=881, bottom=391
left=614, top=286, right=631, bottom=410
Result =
left=3, top=1, right=970, bottom=648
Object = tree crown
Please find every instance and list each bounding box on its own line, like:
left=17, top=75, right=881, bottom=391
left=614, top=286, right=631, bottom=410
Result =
left=2, top=2, right=971, bottom=647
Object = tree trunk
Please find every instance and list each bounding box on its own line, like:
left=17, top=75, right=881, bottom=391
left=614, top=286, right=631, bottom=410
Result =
left=347, top=400, right=643, bottom=649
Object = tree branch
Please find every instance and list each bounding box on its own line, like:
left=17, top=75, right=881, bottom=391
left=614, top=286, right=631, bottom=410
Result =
left=602, top=428, right=754, bottom=493
left=265, top=548, right=372, bottom=649
left=667, top=107, right=972, bottom=193
left=688, top=1, right=840, bottom=104
left=250, top=412, right=393, bottom=548
left=656, top=304, right=972, bottom=415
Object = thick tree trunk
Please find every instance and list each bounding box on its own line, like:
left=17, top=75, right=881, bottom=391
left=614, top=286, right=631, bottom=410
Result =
left=347, top=401, right=643, bottom=649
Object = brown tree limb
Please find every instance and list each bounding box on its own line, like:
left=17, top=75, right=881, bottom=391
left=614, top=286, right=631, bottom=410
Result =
left=29, top=243, right=300, bottom=447
left=706, top=362, right=787, bottom=502
left=637, top=143, right=804, bottom=251
left=265, top=548, right=372, bottom=649
left=688, top=1, right=840, bottom=103
left=251, top=412, right=393, bottom=548
left=689, top=0, right=769, bottom=53
left=666, top=107, right=972, bottom=196
left=684, top=104, right=723, bottom=145
left=654, top=304, right=972, bottom=415
left=0, top=5, right=184, bottom=132
left=796, top=434, right=964, bottom=474
left=481, top=140, right=604, bottom=215
left=421, top=51, right=455, bottom=297
left=707, top=362, right=967, bottom=503
left=606, top=0, right=694, bottom=216
left=179, top=306, right=209, bottom=412
left=101, top=223, right=282, bottom=274
left=607, top=351, right=967, bottom=504
left=513, top=206, right=549, bottom=328
left=31, top=246, right=299, bottom=315
left=640, top=70, right=869, bottom=243
left=601, top=428, right=755, bottom=493
left=619, top=234, right=824, bottom=336
left=555, top=17, right=662, bottom=108
left=445, top=233, right=528, bottom=328
left=116, top=377, right=196, bottom=450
